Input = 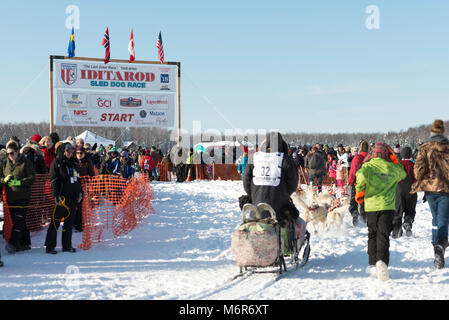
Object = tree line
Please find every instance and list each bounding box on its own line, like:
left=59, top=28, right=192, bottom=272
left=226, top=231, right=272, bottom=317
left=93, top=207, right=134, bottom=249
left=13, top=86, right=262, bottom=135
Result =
left=1, top=120, right=446, bottom=152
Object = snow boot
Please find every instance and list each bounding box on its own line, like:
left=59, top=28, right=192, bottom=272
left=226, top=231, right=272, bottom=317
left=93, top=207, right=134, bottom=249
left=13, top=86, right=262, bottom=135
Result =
left=5, top=243, right=16, bottom=254
left=434, top=245, right=445, bottom=269
left=392, top=228, right=403, bottom=239
left=352, top=214, right=359, bottom=227
left=403, top=221, right=412, bottom=237
left=46, top=247, right=57, bottom=255
left=376, top=260, right=389, bottom=282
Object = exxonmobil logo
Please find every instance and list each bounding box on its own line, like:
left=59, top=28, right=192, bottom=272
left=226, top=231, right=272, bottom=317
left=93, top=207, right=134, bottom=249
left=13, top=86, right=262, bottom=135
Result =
left=80, top=70, right=155, bottom=82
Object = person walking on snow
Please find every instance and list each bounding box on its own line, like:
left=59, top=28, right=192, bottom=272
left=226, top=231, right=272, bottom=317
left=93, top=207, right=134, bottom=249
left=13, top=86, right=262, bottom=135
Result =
left=411, top=119, right=449, bottom=269
left=355, top=142, right=406, bottom=281
left=347, top=140, right=369, bottom=226
left=392, top=146, right=417, bottom=238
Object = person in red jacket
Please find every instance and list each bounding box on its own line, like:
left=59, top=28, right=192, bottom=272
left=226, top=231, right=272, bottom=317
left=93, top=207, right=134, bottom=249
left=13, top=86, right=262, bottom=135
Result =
left=141, top=149, right=155, bottom=180
left=41, top=136, right=56, bottom=170
left=392, top=146, right=417, bottom=238
left=347, top=139, right=369, bottom=226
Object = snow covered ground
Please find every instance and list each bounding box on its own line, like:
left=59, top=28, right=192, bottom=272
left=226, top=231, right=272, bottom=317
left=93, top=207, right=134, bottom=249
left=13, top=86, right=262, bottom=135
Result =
left=1, top=180, right=449, bottom=300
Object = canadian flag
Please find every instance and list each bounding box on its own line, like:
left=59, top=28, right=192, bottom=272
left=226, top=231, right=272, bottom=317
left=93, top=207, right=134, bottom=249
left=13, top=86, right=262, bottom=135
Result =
left=128, top=29, right=135, bottom=63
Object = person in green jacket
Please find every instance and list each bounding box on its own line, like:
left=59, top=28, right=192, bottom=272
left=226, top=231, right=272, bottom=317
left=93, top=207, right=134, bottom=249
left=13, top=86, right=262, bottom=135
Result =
left=355, top=142, right=406, bottom=281
left=0, top=141, right=35, bottom=254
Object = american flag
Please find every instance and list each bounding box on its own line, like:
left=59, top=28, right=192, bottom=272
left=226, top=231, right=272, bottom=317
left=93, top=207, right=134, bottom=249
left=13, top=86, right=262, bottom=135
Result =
left=156, top=31, right=165, bottom=63
left=102, top=27, right=110, bottom=64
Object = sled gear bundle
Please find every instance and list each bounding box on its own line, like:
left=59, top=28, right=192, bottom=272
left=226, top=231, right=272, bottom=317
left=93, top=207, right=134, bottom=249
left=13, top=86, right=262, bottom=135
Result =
left=231, top=202, right=310, bottom=279
left=231, top=203, right=283, bottom=268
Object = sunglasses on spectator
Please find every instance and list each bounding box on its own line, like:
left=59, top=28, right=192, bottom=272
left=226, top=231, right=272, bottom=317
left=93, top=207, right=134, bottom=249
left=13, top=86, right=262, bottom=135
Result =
left=7, top=151, right=16, bottom=156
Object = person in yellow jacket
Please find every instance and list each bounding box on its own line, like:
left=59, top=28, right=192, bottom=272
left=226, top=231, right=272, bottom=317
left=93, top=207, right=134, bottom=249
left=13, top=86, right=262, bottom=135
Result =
left=355, top=142, right=406, bottom=281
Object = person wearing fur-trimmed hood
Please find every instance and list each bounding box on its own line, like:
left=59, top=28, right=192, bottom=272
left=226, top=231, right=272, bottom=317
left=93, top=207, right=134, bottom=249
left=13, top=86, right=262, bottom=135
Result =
left=411, top=119, right=449, bottom=269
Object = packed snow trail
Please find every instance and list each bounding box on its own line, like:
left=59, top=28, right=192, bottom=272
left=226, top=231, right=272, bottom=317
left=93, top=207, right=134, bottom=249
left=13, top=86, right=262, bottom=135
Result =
left=1, top=180, right=449, bottom=300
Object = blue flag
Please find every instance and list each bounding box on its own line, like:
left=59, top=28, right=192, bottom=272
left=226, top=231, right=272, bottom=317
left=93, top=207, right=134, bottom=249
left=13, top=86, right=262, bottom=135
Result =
left=68, top=27, right=75, bottom=58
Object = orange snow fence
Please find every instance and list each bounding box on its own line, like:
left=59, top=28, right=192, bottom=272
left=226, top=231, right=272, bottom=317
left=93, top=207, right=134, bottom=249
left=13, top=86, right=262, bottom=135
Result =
left=195, top=164, right=211, bottom=180
left=2, top=173, right=155, bottom=250
left=157, top=162, right=171, bottom=181
left=212, top=164, right=242, bottom=180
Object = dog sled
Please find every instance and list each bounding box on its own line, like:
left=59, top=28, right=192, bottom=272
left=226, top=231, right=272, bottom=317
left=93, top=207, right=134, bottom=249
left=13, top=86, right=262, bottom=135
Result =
left=231, top=203, right=310, bottom=280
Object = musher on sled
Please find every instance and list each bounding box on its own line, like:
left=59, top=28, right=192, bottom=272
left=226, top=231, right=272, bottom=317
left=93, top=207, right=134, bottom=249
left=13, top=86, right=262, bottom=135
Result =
left=231, top=131, right=310, bottom=276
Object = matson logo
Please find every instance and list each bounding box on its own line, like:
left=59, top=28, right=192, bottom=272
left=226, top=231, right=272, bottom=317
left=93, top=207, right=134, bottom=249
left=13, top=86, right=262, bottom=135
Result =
left=80, top=70, right=155, bottom=82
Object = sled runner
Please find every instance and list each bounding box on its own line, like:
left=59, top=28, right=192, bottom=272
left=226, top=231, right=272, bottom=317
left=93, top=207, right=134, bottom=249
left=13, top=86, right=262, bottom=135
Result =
left=231, top=203, right=310, bottom=280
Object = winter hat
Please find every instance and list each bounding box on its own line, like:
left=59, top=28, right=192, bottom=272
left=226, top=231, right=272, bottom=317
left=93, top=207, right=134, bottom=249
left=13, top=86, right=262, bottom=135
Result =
left=64, top=143, right=74, bottom=152
left=32, top=134, right=42, bottom=143
left=49, top=132, right=60, bottom=144
left=430, top=119, right=445, bottom=134
left=54, top=141, right=64, bottom=153
left=400, top=146, right=413, bottom=159
left=370, top=142, right=391, bottom=161
left=109, top=146, right=118, bottom=154
left=146, top=149, right=151, bottom=154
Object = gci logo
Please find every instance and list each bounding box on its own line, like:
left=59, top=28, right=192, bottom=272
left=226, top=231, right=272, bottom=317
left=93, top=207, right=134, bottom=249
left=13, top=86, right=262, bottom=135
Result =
left=97, top=98, right=112, bottom=108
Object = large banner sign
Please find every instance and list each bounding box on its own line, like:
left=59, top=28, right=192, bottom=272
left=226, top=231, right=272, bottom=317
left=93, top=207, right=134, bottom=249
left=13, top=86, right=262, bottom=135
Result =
left=53, top=59, right=177, bottom=128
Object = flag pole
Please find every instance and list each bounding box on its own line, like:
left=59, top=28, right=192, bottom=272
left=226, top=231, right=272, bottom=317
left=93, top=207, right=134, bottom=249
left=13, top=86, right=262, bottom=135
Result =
left=177, top=62, right=181, bottom=146
left=49, top=55, right=54, bottom=133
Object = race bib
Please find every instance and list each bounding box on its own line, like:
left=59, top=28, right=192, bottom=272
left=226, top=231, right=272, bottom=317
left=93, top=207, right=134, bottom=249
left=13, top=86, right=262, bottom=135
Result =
left=252, top=152, right=283, bottom=187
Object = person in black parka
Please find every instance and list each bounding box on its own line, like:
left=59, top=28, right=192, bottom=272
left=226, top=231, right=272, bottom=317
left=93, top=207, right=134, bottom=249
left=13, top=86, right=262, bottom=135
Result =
left=45, top=142, right=82, bottom=254
left=243, top=131, right=299, bottom=221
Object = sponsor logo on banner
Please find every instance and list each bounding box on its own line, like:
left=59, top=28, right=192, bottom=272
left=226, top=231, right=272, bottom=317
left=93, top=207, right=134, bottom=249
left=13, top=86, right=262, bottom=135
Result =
left=91, top=95, right=115, bottom=109
left=149, top=111, right=166, bottom=116
left=61, top=114, right=70, bottom=123
left=61, top=64, right=77, bottom=85
left=160, top=74, right=169, bottom=83
left=73, top=109, right=88, bottom=116
left=139, top=110, right=147, bottom=118
left=145, top=95, right=169, bottom=109
left=62, top=93, right=88, bottom=108
left=119, top=96, right=142, bottom=107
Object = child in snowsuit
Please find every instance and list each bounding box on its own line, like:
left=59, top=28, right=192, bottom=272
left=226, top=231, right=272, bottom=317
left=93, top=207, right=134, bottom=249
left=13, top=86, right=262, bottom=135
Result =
left=355, top=142, right=406, bottom=281
left=392, top=146, right=417, bottom=238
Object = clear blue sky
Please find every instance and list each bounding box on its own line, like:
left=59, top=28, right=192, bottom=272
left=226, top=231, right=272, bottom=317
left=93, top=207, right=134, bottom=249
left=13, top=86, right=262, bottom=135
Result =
left=0, top=0, right=448, bottom=134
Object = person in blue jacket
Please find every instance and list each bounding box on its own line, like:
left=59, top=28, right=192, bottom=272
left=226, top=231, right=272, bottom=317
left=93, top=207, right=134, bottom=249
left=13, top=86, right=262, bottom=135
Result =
left=238, top=152, right=248, bottom=180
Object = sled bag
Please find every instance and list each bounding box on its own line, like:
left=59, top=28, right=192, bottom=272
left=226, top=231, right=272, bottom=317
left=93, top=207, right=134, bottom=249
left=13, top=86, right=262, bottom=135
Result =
left=231, top=221, right=281, bottom=267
